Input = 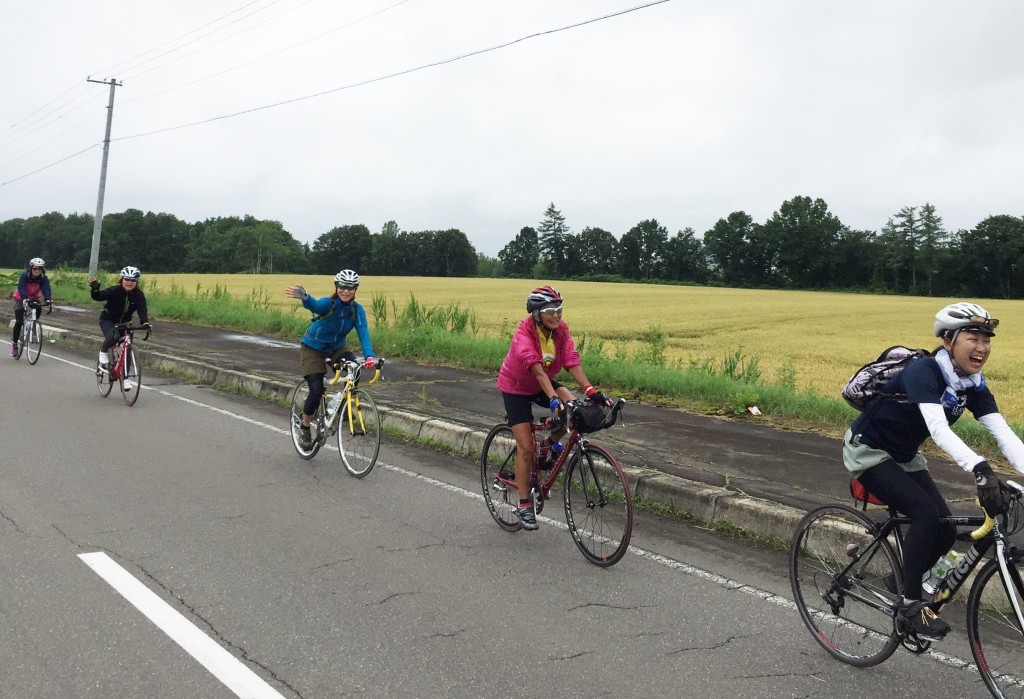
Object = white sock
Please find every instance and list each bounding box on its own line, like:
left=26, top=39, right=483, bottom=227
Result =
left=99, top=351, right=108, bottom=364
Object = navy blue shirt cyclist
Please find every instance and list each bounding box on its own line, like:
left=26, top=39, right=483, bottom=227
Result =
left=285, top=269, right=376, bottom=448
left=11, top=257, right=52, bottom=357
left=844, top=302, right=1024, bottom=642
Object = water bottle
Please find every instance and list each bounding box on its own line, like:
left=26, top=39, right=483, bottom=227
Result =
left=922, top=551, right=959, bottom=595
left=326, top=393, right=341, bottom=420
left=540, top=440, right=564, bottom=470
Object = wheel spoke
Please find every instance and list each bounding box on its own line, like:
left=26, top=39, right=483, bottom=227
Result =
left=789, top=505, right=901, bottom=667
left=338, top=389, right=381, bottom=478
left=968, top=557, right=1024, bottom=697
left=289, top=379, right=321, bottom=460
left=563, top=444, right=632, bottom=566
left=480, top=424, right=522, bottom=531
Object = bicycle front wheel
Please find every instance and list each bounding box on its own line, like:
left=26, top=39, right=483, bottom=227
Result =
left=96, top=359, right=113, bottom=397
left=480, top=424, right=522, bottom=532
left=338, top=389, right=381, bottom=478
left=289, top=379, right=322, bottom=460
left=120, top=345, right=142, bottom=406
left=967, top=557, right=1024, bottom=698
left=789, top=504, right=902, bottom=667
left=25, top=320, right=43, bottom=364
left=563, top=443, right=633, bottom=567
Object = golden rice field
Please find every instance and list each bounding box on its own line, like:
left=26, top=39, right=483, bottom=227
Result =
left=147, top=273, right=1024, bottom=423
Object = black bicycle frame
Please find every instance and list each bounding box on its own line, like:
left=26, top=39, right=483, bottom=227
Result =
left=861, top=511, right=1008, bottom=613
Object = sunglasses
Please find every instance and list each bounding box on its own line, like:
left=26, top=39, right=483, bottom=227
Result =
left=539, top=305, right=563, bottom=316
left=31, top=266, right=43, bottom=271
left=336, top=285, right=357, bottom=291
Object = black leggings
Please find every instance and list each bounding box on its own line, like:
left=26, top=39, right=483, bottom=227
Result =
left=302, top=351, right=356, bottom=417
left=99, top=319, right=122, bottom=352
left=856, top=460, right=957, bottom=600
left=12, top=307, right=26, bottom=342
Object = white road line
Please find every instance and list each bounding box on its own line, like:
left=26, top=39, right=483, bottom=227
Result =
left=59, top=354, right=983, bottom=677
left=78, top=552, right=284, bottom=699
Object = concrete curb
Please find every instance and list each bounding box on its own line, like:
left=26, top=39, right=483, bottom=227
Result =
left=50, top=327, right=806, bottom=544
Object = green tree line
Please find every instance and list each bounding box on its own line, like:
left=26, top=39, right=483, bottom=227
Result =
left=3, top=197, right=1023, bottom=298
left=500, top=200, right=1024, bottom=299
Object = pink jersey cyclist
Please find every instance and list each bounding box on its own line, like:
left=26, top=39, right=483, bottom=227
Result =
left=496, top=284, right=610, bottom=531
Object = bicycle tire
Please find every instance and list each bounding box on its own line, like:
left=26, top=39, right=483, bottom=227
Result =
left=480, top=424, right=522, bottom=532
left=96, top=360, right=113, bottom=397
left=289, top=379, right=322, bottom=459
left=26, top=320, right=42, bottom=364
left=338, top=388, right=381, bottom=478
left=563, top=443, right=633, bottom=567
left=789, top=504, right=902, bottom=667
left=967, top=556, right=1024, bottom=698
left=120, top=345, right=142, bottom=406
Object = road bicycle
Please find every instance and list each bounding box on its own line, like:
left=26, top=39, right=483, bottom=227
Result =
left=480, top=397, right=632, bottom=567
left=12, top=299, right=52, bottom=365
left=790, top=478, right=1024, bottom=697
left=96, top=324, right=150, bottom=406
left=289, top=357, right=384, bottom=477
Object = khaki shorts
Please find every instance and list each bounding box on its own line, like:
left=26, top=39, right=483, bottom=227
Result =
left=842, top=428, right=928, bottom=475
left=299, top=343, right=352, bottom=377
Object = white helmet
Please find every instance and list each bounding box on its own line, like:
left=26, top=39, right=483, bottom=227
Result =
left=29, top=257, right=45, bottom=268
left=934, top=302, right=998, bottom=338
left=120, top=265, right=141, bottom=280
left=334, top=269, right=360, bottom=287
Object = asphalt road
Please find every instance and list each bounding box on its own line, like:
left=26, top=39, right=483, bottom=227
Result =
left=0, top=343, right=1000, bottom=698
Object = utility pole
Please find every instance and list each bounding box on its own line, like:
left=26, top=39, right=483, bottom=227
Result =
left=86, top=77, right=121, bottom=277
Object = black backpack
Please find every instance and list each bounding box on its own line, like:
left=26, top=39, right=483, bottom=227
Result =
left=842, top=345, right=930, bottom=411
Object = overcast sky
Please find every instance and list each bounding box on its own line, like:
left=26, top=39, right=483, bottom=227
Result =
left=2, top=1, right=1022, bottom=256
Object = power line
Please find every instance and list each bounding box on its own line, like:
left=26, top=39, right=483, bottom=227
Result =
left=3, top=1, right=270, bottom=140
left=116, top=0, right=672, bottom=142
left=115, top=0, right=297, bottom=82
left=0, top=109, right=106, bottom=168
left=0, top=88, right=100, bottom=150
left=88, top=0, right=277, bottom=77
left=0, top=144, right=99, bottom=186
left=1, top=0, right=672, bottom=186
left=120, top=0, right=413, bottom=105
left=1, top=82, right=87, bottom=133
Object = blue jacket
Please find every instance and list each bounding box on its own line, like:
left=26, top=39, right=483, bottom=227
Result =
left=14, top=270, right=51, bottom=303
left=300, top=295, right=375, bottom=357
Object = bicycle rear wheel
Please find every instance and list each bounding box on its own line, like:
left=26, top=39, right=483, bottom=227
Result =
left=120, top=345, right=142, bottom=406
left=480, top=424, right=522, bottom=531
left=25, top=320, right=42, bottom=364
left=563, top=443, right=633, bottom=567
left=289, top=379, right=322, bottom=459
left=967, top=557, right=1024, bottom=698
left=789, top=504, right=902, bottom=667
left=338, top=389, right=381, bottom=478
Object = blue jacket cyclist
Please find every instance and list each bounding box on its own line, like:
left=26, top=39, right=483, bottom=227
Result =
left=285, top=269, right=376, bottom=448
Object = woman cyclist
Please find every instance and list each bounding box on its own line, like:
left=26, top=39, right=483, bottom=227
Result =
left=88, top=266, right=151, bottom=390
left=285, top=269, right=376, bottom=449
left=845, top=302, right=1024, bottom=641
left=497, top=285, right=610, bottom=530
left=11, top=257, right=52, bottom=357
